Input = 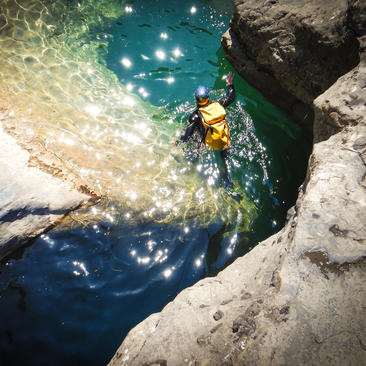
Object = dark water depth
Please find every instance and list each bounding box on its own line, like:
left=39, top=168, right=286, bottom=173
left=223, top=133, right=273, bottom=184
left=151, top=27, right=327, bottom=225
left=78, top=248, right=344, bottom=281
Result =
left=0, top=1, right=311, bottom=365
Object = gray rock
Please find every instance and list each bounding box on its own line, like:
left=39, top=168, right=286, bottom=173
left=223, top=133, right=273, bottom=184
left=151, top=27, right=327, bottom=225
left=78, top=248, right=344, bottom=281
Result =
left=109, top=126, right=366, bottom=366
left=221, top=0, right=361, bottom=130
left=349, top=0, right=366, bottom=36
left=313, top=58, right=366, bottom=142
left=0, top=125, right=89, bottom=260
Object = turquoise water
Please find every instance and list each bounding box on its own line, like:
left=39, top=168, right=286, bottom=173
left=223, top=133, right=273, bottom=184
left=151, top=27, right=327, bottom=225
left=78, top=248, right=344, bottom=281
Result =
left=0, top=1, right=311, bottom=365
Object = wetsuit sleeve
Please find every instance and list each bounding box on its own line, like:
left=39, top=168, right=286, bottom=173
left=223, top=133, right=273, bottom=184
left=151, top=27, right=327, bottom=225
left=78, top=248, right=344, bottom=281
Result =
left=219, top=84, right=235, bottom=108
left=177, top=111, right=204, bottom=143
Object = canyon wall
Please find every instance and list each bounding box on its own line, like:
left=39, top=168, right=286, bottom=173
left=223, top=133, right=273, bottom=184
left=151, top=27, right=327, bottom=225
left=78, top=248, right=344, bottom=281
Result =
left=222, top=0, right=363, bottom=131
left=109, top=1, right=366, bottom=365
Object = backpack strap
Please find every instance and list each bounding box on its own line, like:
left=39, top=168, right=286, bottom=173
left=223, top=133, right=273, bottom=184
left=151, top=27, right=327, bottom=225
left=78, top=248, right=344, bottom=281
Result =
left=197, top=109, right=211, bottom=145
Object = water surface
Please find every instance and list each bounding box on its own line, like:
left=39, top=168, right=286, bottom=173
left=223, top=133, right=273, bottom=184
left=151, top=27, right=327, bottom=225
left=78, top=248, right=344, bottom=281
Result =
left=0, top=1, right=311, bottom=365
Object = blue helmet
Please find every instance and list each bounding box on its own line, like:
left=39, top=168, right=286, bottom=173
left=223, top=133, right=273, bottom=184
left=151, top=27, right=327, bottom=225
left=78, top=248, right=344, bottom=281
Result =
left=194, top=85, right=210, bottom=105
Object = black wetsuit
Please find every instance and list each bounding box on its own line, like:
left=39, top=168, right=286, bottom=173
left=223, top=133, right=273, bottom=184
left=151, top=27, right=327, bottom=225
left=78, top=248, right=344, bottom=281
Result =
left=178, top=84, right=235, bottom=145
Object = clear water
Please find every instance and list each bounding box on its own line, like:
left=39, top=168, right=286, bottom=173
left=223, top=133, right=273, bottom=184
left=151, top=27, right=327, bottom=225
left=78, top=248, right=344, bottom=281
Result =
left=0, top=1, right=311, bottom=365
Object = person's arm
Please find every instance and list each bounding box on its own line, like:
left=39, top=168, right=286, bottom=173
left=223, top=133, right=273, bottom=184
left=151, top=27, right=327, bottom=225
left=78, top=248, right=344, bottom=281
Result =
left=219, top=71, right=235, bottom=108
left=175, top=111, right=202, bottom=144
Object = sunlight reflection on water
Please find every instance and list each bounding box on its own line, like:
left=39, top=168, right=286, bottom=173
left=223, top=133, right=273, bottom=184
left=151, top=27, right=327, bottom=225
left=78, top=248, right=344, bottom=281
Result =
left=0, top=0, right=257, bottom=232
left=0, top=4, right=275, bottom=348
left=0, top=3, right=312, bottom=366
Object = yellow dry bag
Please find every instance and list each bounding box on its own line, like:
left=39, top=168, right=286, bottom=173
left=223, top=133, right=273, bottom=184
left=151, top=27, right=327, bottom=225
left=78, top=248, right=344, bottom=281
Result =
left=199, top=102, right=230, bottom=151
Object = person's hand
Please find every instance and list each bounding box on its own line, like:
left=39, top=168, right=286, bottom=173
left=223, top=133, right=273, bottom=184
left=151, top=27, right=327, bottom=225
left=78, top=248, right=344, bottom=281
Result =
left=171, top=141, right=177, bottom=146
left=226, top=71, right=234, bottom=86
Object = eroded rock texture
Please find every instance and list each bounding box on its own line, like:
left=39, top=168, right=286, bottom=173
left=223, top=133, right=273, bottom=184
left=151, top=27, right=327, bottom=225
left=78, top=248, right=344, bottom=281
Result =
left=109, top=1, right=366, bottom=365
left=314, top=53, right=366, bottom=142
left=222, top=0, right=361, bottom=130
left=0, top=124, right=89, bottom=260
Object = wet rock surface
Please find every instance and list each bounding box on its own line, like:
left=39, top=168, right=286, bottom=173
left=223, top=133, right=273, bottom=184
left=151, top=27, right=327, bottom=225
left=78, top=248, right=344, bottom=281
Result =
left=0, top=123, right=90, bottom=260
left=109, top=1, right=366, bottom=365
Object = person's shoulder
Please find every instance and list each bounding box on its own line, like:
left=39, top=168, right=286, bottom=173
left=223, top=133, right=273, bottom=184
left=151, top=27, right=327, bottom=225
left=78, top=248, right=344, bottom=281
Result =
left=190, top=107, right=199, bottom=114
left=189, top=108, right=200, bottom=119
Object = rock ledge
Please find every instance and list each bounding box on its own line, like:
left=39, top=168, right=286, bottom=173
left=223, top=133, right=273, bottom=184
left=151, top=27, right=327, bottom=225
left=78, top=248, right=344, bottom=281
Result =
left=0, top=122, right=90, bottom=260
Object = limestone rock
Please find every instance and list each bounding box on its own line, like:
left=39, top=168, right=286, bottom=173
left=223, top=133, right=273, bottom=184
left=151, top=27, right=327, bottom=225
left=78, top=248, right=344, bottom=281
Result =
left=314, top=58, right=366, bottom=142
left=349, top=0, right=366, bottom=36
left=222, top=0, right=361, bottom=129
left=0, top=125, right=89, bottom=260
left=108, top=127, right=366, bottom=366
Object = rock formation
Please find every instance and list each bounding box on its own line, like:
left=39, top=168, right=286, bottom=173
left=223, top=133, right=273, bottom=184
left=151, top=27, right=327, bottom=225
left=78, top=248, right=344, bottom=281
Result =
left=0, top=121, right=91, bottom=260
left=109, top=1, right=366, bottom=365
left=222, top=0, right=361, bottom=130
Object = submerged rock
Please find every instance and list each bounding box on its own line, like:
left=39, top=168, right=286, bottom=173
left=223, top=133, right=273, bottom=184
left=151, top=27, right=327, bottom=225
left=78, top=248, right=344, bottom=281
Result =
left=0, top=124, right=90, bottom=260
left=109, top=1, right=366, bottom=365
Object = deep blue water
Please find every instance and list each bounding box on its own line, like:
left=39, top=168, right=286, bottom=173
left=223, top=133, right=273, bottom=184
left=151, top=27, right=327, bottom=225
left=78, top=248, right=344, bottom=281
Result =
left=0, top=1, right=311, bottom=365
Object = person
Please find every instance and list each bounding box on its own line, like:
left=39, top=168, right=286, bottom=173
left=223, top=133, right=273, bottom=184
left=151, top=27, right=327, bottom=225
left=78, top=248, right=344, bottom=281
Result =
left=174, top=71, right=236, bottom=189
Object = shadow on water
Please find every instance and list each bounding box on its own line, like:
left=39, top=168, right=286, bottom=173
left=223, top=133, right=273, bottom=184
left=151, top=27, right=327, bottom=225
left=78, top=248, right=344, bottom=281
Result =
left=0, top=217, right=237, bottom=365
left=0, top=0, right=311, bottom=365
